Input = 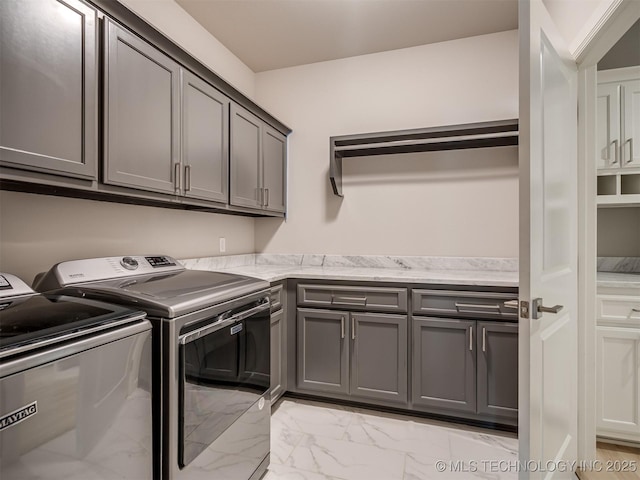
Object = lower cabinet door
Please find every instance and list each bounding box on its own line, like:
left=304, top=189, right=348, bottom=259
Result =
left=596, top=326, right=640, bottom=442
left=297, top=308, right=349, bottom=394
left=412, top=317, right=476, bottom=413
left=476, top=321, right=518, bottom=421
left=350, top=313, right=408, bottom=404
left=270, top=309, right=284, bottom=403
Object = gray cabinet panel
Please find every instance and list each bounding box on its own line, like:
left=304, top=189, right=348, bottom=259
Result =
left=412, top=317, right=476, bottom=413
left=230, top=104, right=262, bottom=208
left=182, top=71, right=229, bottom=203
left=262, top=126, right=286, bottom=213
left=104, top=19, right=180, bottom=194
left=476, top=321, right=518, bottom=420
left=271, top=308, right=285, bottom=403
left=297, top=284, right=408, bottom=313
left=0, top=0, right=97, bottom=179
left=350, top=313, right=407, bottom=404
left=297, top=308, right=349, bottom=394
left=412, top=289, right=517, bottom=320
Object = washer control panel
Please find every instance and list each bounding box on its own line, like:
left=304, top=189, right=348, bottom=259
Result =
left=0, top=273, right=35, bottom=298
left=38, top=255, right=185, bottom=287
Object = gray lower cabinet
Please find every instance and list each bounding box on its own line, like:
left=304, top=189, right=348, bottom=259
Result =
left=412, top=317, right=477, bottom=413
left=181, top=70, right=229, bottom=203
left=230, top=103, right=287, bottom=213
left=297, top=308, right=349, bottom=395
left=270, top=308, right=285, bottom=402
left=0, top=0, right=98, bottom=180
left=297, top=308, right=408, bottom=404
left=104, top=19, right=181, bottom=194
left=350, top=313, right=408, bottom=403
left=476, top=321, right=518, bottom=421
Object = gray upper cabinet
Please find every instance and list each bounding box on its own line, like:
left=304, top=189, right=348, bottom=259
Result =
left=262, top=126, right=287, bottom=213
left=412, top=317, right=477, bottom=414
left=0, top=0, right=98, bottom=179
left=297, top=308, right=349, bottom=395
left=230, top=103, right=287, bottom=213
left=104, top=19, right=181, bottom=195
left=181, top=71, right=229, bottom=203
left=230, top=104, right=262, bottom=209
left=350, top=313, right=407, bottom=404
left=476, top=321, right=518, bottom=421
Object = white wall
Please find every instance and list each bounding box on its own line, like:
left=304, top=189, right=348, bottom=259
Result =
left=254, top=30, right=519, bottom=258
left=118, top=0, right=255, bottom=97
left=0, top=191, right=255, bottom=284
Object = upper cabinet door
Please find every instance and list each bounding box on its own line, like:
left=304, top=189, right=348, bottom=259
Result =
left=621, top=79, right=640, bottom=168
left=596, top=83, right=621, bottom=169
left=0, top=0, right=98, bottom=179
left=182, top=71, right=229, bottom=203
left=230, top=104, right=262, bottom=208
left=104, top=19, right=181, bottom=195
left=262, top=126, right=287, bottom=213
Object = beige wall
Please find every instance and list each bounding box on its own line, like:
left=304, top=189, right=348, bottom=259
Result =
left=598, top=207, right=640, bottom=256
left=0, top=191, right=255, bottom=284
left=254, top=30, right=519, bottom=257
left=118, top=0, right=256, bottom=97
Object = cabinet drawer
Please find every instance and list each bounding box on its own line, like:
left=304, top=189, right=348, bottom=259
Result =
left=597, top=294, right=640, bottom=327
left=297, top=284, right=408, bottom=313
left=412, top=289, right=517, bottom=320
left=270, top=284, right=284, bottom=312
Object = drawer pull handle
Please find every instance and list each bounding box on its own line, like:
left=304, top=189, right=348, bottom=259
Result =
left=341, top=316, right=345, bottom=339
left=332, top=296, right=367, bottom=305
left=632, top=308, right=640, bottom=313
left=352, top=317, right=355, bottom=340
left=469, top=326, right=473, bottom=351
left=455, top=302, right=501, bottom=310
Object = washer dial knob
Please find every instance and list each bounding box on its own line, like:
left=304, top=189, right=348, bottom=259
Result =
left=120, top=257, right=139, bottom=270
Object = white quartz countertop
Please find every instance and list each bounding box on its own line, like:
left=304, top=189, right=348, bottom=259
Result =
left=596, top=272, right=640, bottom=289
left=181, top=255, right=519, bottom=287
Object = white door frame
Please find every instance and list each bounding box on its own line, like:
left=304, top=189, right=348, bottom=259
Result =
left=574, top=0, right=640, bottom=463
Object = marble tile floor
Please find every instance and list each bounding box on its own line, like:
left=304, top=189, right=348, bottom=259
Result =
left=263, top=398, right=518, bottom=480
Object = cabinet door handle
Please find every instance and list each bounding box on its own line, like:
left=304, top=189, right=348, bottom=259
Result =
left=610, top=139, right=619, bottom=165
left=482, top=327, right=486, bottom=352
left=184, top=165, right=191, bottom=191
left=341, top=316, right=345, bottom=339
left=264, top=188, right=270, bottom=207
left=174, top=163, right=181, bottom=191
left=351, top=317, right=355, bottom=340
left=624, top=138, right=633, bottom=164
left=469, top=326, right=473, bottom=351
left=632, top=308, right=640, bottom=313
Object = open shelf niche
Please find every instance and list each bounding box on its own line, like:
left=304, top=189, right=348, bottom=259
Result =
left=329, top=119, right=519, bottom=197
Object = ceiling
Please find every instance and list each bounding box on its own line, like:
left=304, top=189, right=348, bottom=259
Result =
left=174, top=0, right=518, bottom=73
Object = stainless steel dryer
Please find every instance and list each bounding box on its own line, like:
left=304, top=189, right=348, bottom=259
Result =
left=35, top=255, right=272, bottom=480
left=0, top=273, right=152, bottom=479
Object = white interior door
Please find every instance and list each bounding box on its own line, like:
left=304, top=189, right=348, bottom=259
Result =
left=519, top=0, right=578, bottom=479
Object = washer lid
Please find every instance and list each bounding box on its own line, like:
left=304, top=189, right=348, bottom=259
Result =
left=56, top=270, right=270, bottom=318
left=0, top=294, right=147, bottom=358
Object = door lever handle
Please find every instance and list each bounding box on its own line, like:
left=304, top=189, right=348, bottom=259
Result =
left=532, top=298, right=563, bottom=320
